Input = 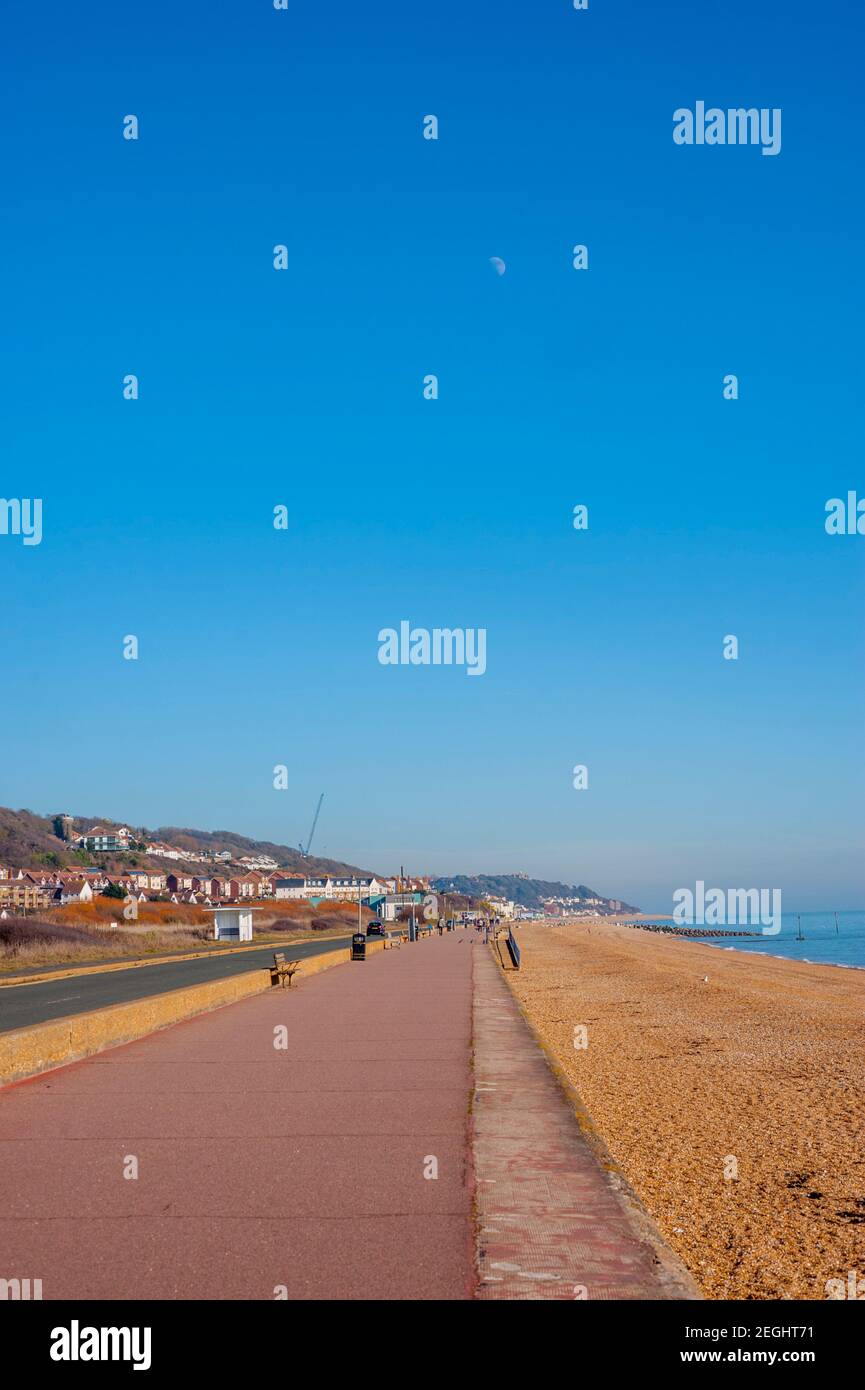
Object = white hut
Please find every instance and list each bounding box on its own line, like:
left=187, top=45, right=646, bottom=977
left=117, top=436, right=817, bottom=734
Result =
left=209, top=906, right=256, bottom=942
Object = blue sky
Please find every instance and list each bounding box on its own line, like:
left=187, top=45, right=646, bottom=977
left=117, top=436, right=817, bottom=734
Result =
left=1, top=0, right=862, bottom=910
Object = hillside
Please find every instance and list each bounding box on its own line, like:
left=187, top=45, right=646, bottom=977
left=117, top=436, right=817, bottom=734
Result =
left=152, top=826, right=370, bottom=877
left=0, top=807, right=374, bottom=878
left=0, top=808, right=71, bottom=870
left=430, top=873, right=639, bottom=913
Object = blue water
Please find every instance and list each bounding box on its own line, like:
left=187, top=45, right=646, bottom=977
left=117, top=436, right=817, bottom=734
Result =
left=624, top=912, right=865, bottom=971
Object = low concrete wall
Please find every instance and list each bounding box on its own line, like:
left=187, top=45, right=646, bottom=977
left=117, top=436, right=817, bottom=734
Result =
left=282, top=938, right=384, bottom=981
left=0, top=938, right=385, bottom=1089
left=0, top=933, right=348, bottom=989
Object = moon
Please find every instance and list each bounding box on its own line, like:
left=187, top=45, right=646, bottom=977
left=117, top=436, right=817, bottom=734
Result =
left=489, top=256, right=506, bottom=276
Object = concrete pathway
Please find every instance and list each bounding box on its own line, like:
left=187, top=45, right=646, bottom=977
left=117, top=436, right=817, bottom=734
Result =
left=472, top=943, right=699, bottom=1300
left=0, top=935, right=475, bottom=1300
left=0, top=933, right=697, bottom=1301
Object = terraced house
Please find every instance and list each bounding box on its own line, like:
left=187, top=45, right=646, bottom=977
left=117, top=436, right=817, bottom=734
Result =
left=129, top=869, right=167, bottom=892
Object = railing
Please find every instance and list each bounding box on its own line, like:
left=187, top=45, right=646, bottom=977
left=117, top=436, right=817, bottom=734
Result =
left=506, top=928, right=521, bottom=969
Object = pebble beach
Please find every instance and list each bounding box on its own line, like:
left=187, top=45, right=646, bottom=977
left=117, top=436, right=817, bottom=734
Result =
left=503, top=919, right=865, bottom=1300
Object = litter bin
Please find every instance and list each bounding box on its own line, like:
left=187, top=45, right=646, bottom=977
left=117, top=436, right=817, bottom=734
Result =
left=351, top=933, right=366, bottom=961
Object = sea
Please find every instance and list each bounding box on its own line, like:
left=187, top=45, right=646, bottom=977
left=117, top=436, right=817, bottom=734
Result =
left=623, top=911, right=865, bottom=971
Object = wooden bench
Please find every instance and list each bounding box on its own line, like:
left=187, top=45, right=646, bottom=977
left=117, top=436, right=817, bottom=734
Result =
left=271, top=952, right=301, bottom=988
left=383, top=933, right=402, bottom=950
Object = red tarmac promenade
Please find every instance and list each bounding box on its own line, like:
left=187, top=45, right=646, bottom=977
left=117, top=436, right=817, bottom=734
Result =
left=0, top=931, right=695, bottom=1301
left=0, top=935, right=475, bottom=1300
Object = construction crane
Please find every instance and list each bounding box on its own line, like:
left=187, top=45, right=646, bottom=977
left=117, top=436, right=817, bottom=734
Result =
left=299, top=794, right=324, bottom=858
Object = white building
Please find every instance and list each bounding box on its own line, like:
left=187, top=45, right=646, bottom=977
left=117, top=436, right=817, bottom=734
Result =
left=53, top=878, right=94, bottom=905
left=209, top=907, right=255, bottom=942
left=272, top=876, right=307, bottom=900
left=381, top=892, right=423, bottom=922
left=268, top=874, right=390, bottom=903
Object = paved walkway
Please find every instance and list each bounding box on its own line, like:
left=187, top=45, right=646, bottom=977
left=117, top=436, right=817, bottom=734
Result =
left=0, top=933, right=697, bottom=1301
left=472, top=944, right=699, bottom=1300
left=0, top=935, right=475, bottom=1300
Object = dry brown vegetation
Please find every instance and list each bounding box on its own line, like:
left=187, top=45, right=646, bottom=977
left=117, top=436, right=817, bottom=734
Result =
left=44, top=900, right=210, bottom=930
left=0, top=899, right=373, bottom=972
left=0, top=917, right=209, bottom=971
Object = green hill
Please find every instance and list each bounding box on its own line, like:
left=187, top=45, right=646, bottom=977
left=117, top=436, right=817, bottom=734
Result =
left=430, top=872, right=639, bottom=913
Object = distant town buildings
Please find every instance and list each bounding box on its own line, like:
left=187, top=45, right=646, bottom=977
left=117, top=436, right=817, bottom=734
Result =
left=271, top=875, right=389, bottom=903
left=74, top=825, right=134, bottom=853
left=485, top=895, right=517, bottom=919
left=0, top=881, right=51, bottom=912
left=145, top=842, right=187, bottom=861
left=272, top=876, right=307, bottom=900
left=380, top=891, right=424, bottom=922
left=129, top=870, right=167, bottom=892
left=3, top=817, right=625, bottom=921
left=52, top=877, right=94, bottom=905
left=540, top=894, right=609, bottom=915
left=1, top=856, right=396, bottom=914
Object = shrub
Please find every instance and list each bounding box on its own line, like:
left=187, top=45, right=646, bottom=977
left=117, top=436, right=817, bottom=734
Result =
left=0, top=917, right=98, bottom=948
left=310, top=912, right=359, bottom=932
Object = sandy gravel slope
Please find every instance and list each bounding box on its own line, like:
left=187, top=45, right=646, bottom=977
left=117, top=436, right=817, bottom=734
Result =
left=502, top=920, right=865, bottom=1299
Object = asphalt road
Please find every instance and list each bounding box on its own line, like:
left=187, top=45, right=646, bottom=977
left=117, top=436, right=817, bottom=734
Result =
left=0, top=935, right=358, bottom=1034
